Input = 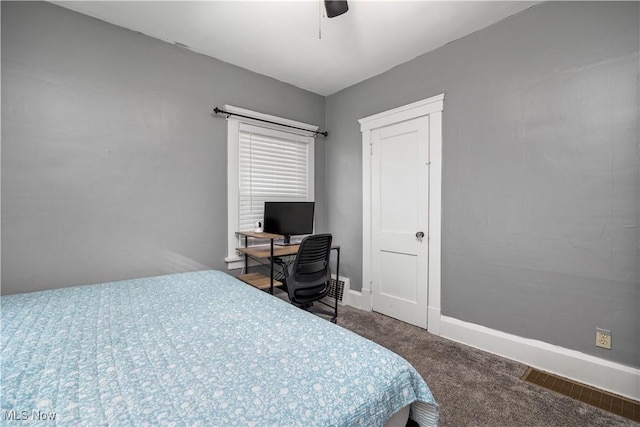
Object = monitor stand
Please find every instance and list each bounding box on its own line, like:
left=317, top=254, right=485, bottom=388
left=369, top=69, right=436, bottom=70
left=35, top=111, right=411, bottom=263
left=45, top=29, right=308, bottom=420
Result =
left=274, top=235, right=296, bottom=246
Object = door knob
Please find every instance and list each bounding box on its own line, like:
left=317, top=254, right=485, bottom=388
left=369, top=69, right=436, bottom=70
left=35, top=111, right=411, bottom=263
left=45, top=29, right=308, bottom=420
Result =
left=416, top=231, right=425, bottom=239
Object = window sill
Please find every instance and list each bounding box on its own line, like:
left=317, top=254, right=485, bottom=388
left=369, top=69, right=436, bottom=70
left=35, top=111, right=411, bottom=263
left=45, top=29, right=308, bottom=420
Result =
left=224, top=255, right=244, bottom=270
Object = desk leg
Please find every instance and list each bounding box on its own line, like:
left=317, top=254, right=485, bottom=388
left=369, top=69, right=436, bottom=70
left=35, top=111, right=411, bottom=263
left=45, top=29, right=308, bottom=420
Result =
left=244, top=235, right=249, bottom=273
left=333, top=247, right=340, bottom=323
left=269, top=239, right=274, bottom=295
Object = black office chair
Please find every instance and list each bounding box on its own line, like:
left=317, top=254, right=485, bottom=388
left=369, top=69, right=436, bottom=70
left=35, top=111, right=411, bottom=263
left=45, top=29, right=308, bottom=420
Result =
left=280, top=233, right=336, bottom=322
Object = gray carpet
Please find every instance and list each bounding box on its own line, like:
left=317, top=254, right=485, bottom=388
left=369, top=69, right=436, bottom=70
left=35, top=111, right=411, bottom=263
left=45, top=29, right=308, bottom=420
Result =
left=335, top=305, right=637, bottom=427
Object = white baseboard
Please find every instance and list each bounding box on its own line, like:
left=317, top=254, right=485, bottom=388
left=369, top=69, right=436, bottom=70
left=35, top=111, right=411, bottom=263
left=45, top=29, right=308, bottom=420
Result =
left=346, top=288, right=372, bottom=311
left=440, top=315, right=640, bottom=401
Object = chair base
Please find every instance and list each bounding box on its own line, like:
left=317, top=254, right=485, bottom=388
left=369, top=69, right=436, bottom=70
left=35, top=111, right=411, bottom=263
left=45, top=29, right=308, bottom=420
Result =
left=293, top=302, right=337, bottom=323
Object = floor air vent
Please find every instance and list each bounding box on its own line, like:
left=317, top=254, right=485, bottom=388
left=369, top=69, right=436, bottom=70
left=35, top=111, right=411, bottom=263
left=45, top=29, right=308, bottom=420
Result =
left=522, top=368, right=640, bottom=422
left=326, top=275, right=349, bottom=305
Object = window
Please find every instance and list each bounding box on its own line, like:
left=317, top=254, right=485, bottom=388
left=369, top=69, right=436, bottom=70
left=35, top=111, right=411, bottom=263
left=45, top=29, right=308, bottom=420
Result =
left=225, top=106, right=316, bottom=269
left=238, top=125, right=312, bottom=232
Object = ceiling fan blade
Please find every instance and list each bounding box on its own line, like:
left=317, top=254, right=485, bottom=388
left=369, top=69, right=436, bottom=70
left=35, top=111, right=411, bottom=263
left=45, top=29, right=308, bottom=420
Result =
left=324, top=0, right=348, bottom=18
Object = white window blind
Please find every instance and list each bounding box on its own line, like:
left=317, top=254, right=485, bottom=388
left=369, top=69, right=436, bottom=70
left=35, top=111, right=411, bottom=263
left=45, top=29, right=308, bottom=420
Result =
left=238, top=123, right=313, bottom=233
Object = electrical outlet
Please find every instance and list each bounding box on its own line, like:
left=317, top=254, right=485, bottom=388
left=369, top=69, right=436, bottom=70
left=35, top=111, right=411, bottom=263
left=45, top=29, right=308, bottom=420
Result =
left=595, top=328, right=612, bottom=350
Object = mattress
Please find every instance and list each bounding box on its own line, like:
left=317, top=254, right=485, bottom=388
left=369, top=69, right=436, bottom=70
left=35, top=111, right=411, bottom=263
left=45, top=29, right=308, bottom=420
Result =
left=1, top=270, right=438, bottom=426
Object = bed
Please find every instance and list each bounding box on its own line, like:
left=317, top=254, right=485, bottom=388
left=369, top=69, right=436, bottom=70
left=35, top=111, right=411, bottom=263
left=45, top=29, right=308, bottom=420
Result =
left=1, top=270, right=438, bottom=426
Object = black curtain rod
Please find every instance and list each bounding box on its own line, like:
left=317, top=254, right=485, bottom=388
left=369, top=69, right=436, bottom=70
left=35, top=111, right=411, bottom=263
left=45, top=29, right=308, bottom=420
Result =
left=213, top=107, right=328, bottom=138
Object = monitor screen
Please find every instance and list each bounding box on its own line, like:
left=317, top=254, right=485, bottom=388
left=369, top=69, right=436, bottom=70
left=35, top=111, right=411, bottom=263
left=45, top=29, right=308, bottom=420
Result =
left=263, top=201, right=315, bottom=245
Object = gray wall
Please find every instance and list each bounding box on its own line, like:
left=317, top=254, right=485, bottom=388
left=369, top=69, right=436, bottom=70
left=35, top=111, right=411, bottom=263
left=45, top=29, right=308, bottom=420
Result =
left=1, top=1, right=325, bottom=294
left=325, top=1, right=639, bottom=367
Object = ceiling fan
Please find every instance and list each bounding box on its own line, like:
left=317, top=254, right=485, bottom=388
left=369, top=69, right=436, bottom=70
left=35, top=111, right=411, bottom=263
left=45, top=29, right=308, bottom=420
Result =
left=324, top=0, right=349, bottom=18
left=317, top=0, right=348, bottom=39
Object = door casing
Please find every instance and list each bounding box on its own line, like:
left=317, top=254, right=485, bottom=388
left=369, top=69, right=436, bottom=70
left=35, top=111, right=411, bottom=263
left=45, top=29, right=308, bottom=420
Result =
left=359, top=94, right=444, bottom=335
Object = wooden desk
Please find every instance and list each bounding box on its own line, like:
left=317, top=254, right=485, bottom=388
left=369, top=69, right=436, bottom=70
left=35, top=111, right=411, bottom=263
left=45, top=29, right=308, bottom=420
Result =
left=234, top=231, right=341, bottom=321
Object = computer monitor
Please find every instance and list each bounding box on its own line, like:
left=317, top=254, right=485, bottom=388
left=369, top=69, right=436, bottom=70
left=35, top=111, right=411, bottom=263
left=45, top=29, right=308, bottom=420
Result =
left=263, top=201, right=315, bottom=246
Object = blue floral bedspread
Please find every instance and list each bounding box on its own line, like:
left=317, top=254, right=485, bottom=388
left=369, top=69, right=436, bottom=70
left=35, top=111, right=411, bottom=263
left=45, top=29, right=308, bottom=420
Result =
left=1, top=270, right=438, bottom=426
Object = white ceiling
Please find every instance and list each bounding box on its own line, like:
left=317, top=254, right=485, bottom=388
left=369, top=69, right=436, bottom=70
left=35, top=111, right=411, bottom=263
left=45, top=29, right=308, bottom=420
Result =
left=52, top=1, right=538, bottom=96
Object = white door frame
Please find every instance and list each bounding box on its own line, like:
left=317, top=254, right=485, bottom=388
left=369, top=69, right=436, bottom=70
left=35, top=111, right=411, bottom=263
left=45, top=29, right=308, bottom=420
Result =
left=359, top=94, right=444, bottom=335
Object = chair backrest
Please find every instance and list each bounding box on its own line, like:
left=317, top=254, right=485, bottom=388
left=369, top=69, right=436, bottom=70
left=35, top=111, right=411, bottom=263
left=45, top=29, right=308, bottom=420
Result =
left=292, top=233, right=332, bottom=279
left=287, top=233, right=333, bottom=304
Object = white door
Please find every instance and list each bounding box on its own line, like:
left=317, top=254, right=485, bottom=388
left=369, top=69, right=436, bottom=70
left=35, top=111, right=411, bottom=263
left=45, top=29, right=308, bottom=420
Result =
left=371, top=116, right=429, bottom=328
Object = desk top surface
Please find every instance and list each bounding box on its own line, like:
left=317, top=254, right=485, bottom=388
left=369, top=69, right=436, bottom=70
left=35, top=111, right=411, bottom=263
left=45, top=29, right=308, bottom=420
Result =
left=236, top=231, right=284, bottom=239
left=235, top=231, right=339, bottom=258
left=236, top=243, right=340, bottom=258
